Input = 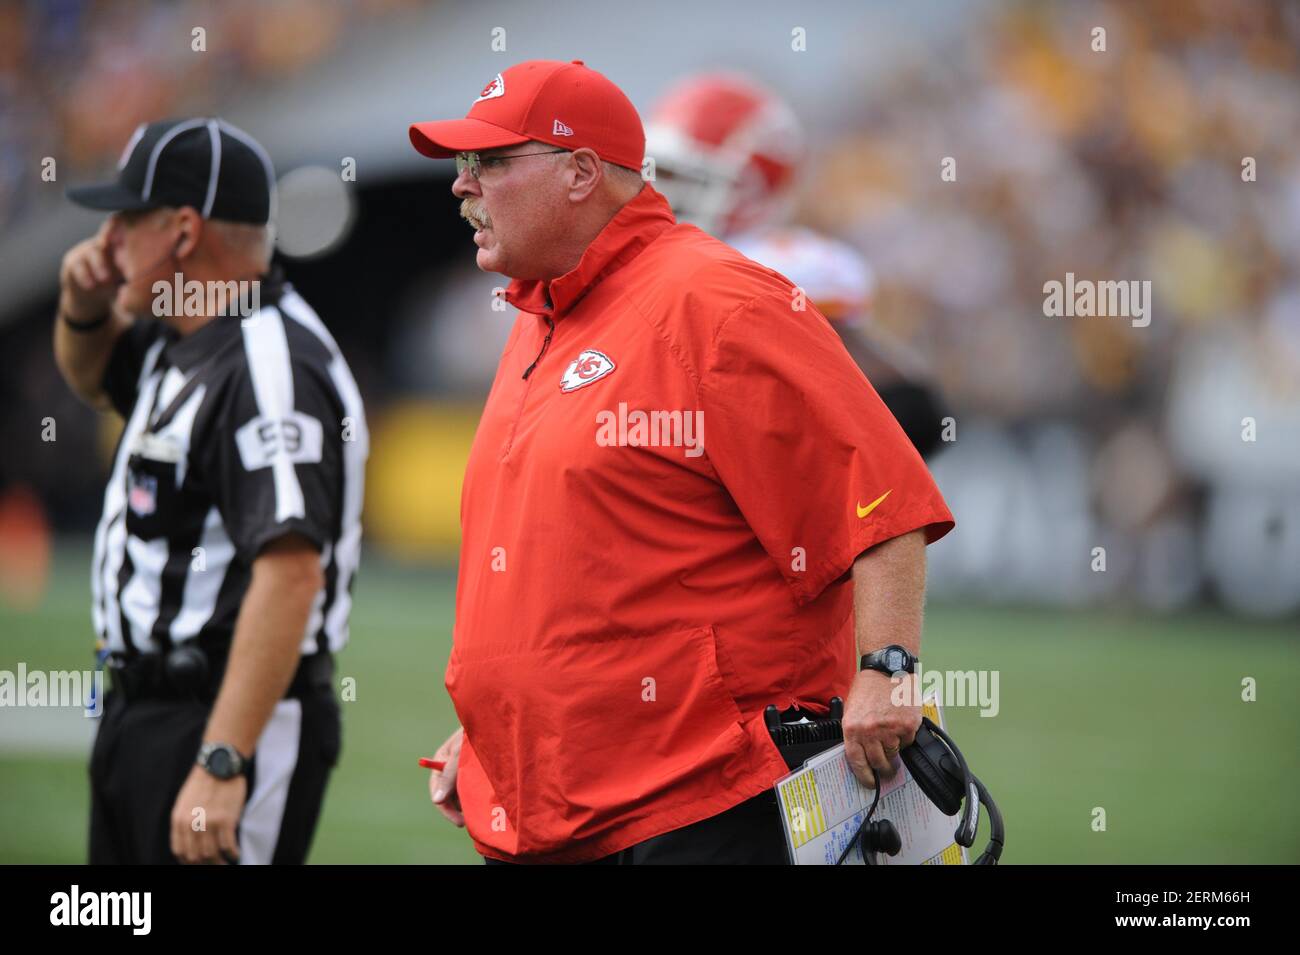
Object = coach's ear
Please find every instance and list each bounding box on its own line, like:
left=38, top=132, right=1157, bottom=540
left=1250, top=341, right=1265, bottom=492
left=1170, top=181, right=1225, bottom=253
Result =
left=172, top=205, right=203, bottom=261
left=567, top=148, right=603, bottom=203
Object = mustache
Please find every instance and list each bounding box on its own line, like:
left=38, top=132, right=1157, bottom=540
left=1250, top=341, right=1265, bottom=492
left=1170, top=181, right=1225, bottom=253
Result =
left=460, top=198, right=491, bottom=230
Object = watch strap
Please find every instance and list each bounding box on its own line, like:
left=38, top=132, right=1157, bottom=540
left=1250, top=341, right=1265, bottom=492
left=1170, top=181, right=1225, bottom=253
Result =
left=860, top=645, right=917, bottom=675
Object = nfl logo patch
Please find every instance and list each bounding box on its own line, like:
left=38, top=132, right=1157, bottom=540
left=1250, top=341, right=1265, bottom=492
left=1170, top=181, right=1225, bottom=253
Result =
left=128, top=472, right=158, bottom=517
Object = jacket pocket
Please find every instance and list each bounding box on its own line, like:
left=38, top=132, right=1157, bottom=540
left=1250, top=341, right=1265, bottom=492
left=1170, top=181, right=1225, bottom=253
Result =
left=446, top=624, right=751, bottom=855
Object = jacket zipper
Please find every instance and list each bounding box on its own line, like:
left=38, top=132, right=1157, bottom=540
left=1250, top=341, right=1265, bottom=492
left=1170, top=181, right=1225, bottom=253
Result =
left=501, top=310, right=554, bottom=458
left=522, top=314, right=555, bottom=380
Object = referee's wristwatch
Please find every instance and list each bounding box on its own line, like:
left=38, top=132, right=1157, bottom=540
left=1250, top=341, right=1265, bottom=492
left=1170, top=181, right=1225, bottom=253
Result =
left=196, top=742, right=250, bottom=780
left=860, top=645, right=918, bottom=676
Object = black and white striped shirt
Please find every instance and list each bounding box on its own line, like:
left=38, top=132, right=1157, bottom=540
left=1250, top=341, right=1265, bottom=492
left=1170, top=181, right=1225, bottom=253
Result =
left=91, top=276, right=367, bottom=657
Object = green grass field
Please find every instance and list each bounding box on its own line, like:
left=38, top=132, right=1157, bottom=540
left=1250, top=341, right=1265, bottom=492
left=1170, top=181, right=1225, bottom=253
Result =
left=2, top=542, right=1297, bottom=863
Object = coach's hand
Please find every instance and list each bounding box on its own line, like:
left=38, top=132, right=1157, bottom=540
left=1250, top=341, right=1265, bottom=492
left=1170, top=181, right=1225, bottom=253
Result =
left=428, top=726, right=465, bottom=827
left=842, top=670, right=922, bottom=790
left=58, top=219, right=123, bottom=323
left=170, top=766, right=248, bottom=864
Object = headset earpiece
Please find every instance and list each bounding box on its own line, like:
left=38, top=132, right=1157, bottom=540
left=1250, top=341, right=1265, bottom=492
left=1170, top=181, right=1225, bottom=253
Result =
left=900, top=717, right=980, bottom=848
left=863, top=819, right=901, bottom=858
left=901, top=720, right=966, bottom=811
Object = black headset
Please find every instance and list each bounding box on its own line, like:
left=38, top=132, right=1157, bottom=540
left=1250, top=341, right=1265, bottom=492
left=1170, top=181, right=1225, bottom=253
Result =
left=839, top=716, right=1004, bottom=865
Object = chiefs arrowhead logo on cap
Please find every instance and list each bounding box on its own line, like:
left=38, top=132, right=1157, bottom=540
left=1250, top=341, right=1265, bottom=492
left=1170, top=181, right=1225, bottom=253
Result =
left=474, top=73, right=505, bottom=104
left=560, top=349, right=615, bottom=392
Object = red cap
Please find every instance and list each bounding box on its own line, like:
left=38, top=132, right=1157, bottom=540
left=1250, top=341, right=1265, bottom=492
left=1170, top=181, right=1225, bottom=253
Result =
left=409, top=59, right=645, bottom=171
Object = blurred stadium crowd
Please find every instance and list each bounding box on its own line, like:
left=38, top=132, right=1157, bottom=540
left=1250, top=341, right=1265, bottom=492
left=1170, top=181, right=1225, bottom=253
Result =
left=0, top=0, right=418, bottom=229
left=799, top=0, right=1300, bottom=615
left=1, top=0, right=1297, bottom=616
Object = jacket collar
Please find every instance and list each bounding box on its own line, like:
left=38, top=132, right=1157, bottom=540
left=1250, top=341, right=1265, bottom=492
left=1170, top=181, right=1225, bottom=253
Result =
left=161, top=267, right=289, bottom=372
left=504, top=185, right=676, bottom=319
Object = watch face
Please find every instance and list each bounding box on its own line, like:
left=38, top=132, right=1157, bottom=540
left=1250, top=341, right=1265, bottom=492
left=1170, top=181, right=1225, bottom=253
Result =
left=207, top=748, right=233, bottom=778
left=885, top=649, right=907, bottom=673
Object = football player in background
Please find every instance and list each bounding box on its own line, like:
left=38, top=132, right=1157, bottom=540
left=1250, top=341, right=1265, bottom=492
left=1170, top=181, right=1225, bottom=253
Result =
left=646, top=72, right=948, bottom=458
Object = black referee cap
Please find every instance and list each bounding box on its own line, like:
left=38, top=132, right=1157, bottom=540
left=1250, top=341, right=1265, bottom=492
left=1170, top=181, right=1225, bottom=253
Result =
left=67, top=118, right=276, bottom=225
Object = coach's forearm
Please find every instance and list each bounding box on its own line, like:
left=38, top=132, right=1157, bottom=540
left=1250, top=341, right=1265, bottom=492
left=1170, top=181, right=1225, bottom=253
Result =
left=203, top=535, right=324, bottom=755
left=851, top=528, right=927, bottom=660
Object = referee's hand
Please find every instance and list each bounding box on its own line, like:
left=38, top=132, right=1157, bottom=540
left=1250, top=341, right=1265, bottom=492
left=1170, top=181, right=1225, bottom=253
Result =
left=58, top=218, right=123, bottom=323
left=428, top=727, right=465, bottom=827
left=170, top=766, right=248, bottom=865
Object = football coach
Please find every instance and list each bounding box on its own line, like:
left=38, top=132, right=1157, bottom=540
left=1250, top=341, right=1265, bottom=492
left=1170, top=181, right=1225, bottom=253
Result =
left=55, top=118, right=368, bottom=864
left=413, top=61, right=954, bottom=864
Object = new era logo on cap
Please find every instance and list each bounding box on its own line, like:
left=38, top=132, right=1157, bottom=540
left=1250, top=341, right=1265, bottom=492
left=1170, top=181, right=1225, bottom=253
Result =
left=409, top=59, right=646, bottom=171
left=67, top=117, right=276, bottom=225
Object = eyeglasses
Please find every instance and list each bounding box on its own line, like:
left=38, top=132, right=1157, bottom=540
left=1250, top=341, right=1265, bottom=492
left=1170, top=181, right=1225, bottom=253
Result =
left=455, top=149, right=568, bottom=180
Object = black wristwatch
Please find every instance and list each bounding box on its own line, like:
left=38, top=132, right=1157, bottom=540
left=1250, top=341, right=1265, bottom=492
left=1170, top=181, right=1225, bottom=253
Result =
left=860, top=645, right=918, bottom=676
left=196, top=742, right=250, bottom=780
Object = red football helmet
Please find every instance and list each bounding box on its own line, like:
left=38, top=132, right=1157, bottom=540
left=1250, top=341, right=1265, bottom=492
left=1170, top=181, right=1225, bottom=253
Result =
left=645, top=72, right=805, bottom=238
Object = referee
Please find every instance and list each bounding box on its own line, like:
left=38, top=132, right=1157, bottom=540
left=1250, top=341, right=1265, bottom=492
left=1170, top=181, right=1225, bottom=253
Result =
left=54, top=118, right=368, bottom=865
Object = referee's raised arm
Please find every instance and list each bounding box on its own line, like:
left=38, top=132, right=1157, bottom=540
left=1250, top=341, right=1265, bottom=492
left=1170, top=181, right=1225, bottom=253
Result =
left=52, top=216, right=133, bottom=409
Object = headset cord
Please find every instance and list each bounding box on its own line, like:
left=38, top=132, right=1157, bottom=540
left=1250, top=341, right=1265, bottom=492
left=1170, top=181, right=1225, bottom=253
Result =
left=835, top=765, right=881, bottom=865
left=972, top=776, right=1004, bottom=865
